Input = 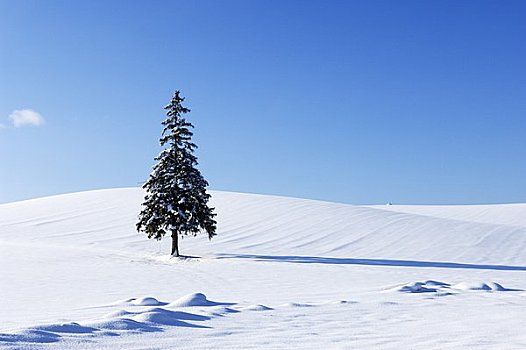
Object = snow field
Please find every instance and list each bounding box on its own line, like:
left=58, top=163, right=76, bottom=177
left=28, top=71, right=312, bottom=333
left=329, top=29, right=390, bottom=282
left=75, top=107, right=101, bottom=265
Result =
left=1, top=188, right=526, bottom=349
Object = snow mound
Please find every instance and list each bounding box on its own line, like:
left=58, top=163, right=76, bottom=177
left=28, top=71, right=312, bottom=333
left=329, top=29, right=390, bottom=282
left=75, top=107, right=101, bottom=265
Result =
left=168, top=293, right=221, bottom=307
left=84, top=318, right=160, bottom=332
left=113, top=297, right=166, bottom=306
left=130, top=297, right=166, bottom=306
left=132, top=308, right=209, bottom=327
left=391, top=280, right=455, bottom=293
left=453, top=282, right=493, bottom=291
left=388, top=280, right=521, bottom=294
left=390, top=281, right=444, bottom=293
left=284, top=302, right=315, bottom=308
left=34, top=322, right=98, bottom=334
left=241, top=304, right=273, bottom=311
left=423, top=280, right=451, bottom=287
left=0, top=299, right=226, bottom=346
left=206, top=306, right=241, bottom=316
left=0, top=329, right=61, bottom=344
left=451, top=282, right=520, bottom=292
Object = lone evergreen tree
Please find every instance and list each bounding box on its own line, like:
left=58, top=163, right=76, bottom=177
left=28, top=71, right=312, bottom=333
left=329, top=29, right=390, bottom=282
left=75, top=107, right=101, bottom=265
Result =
left=137, top=91, right=217, bottom=257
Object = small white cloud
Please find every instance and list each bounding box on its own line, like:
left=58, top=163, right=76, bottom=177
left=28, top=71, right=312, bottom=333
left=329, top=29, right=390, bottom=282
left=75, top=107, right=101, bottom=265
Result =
left=0, top=123, right=5, bottom=129
left=8, top=109, right=45, bottom=127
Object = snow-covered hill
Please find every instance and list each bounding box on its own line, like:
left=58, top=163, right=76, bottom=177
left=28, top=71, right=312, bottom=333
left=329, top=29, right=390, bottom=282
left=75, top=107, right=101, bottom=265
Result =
left=3, top=188, right=526, bottom=264
left=1, top=188, right=525, bottom=349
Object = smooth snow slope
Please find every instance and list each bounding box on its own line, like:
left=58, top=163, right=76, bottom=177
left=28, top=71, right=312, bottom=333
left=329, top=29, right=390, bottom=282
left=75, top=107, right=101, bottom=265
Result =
left=368, top=203, right=526, bottom=228
left=1, top=188, right=526, bottom=349
left=2, top=188, right=526, bottom=265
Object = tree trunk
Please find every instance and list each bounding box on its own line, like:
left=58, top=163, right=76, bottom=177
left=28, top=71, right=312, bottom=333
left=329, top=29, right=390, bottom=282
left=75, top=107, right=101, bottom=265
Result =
left=171, top=231, right=179, bottom=257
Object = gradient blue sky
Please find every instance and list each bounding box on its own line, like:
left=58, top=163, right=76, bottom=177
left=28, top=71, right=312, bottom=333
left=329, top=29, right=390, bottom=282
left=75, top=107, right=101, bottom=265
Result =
left=1, top=0, right=525, bottom=205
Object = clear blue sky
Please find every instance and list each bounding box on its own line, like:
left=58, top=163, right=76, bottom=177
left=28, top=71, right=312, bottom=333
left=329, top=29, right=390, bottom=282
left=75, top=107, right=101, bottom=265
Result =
left=1, top=0, right=525, bottom=205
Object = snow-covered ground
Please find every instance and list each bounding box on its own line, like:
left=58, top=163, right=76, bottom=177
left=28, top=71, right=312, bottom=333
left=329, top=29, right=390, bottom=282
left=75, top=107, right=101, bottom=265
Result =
left=1, top=188, right=525, bottom=349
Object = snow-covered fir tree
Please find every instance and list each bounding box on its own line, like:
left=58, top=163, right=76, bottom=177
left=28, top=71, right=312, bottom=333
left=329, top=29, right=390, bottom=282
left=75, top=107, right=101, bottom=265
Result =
left=137, top=91, right=217, bottom=257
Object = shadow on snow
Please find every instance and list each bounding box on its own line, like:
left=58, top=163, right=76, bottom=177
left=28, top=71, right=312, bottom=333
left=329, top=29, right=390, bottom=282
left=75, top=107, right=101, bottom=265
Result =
left=218, top=254, right=526, bottom=271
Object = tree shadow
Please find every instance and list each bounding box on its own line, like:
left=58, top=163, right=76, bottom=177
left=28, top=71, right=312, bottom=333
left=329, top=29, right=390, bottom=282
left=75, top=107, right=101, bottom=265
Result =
left=217, top=254, right=526, bottom=271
